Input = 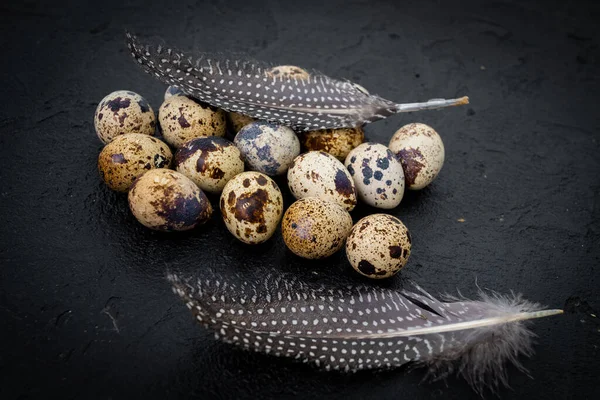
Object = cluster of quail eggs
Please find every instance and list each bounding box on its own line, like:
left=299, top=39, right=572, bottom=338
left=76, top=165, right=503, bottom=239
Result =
left=94, top=68, right=446, bottom=280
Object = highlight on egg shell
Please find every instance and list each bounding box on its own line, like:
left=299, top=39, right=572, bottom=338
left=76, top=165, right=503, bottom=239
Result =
left=128, top=169, right=212, bottom=232
left=344, top=142, right=405, bottom=209
left=220, top=171, right=284, bottom=245
left=346, top=214, right=411, bottom=279
left=94, top=90, right=156, bottom=144
left=281, top=197, right=353, bottom=259
left=388, top=123, right=445, bottom=190
left=98, top=133, right=172, bottom=192
left=158, top=95, right=226, bottom=148
left=175, top=137, right=244, bottom=194
left=287, top=151, right=357, bottom=211
left=234, top=121, right=300, bottom=176
left=299, top=127, right=364, bottom=161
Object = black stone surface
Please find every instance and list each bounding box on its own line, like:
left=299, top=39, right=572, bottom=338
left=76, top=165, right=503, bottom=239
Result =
left=1, top=0, right=598, bottom=399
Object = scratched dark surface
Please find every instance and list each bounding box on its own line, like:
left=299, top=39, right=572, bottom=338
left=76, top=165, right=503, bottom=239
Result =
left=0, top=0, right=599, bottom=399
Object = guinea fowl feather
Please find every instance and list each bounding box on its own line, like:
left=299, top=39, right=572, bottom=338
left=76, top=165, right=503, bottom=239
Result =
left=167, top=271, right=561, bottom=395
left=125, top=32, right=469, bottom=131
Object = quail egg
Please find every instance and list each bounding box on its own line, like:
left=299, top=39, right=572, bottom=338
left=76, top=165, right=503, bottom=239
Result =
left=164, top=85, right=184, bottom=100
left=220, top=172, right=284, bottom=244
left=299, top=127, right=364, bottom=161
left=94, top=90, right=156, bottom=144
left=128, top=169, right=213, bottom=231
left=175, top=137, right=244, bottom=194
left=388, top=123, right=445, bottom=190
left=287, top=151, right=357, bottom=211
left=234, top=121, right=300, bottom=176
left=281, top=197, right=353, bottom=259
left=227, top=112, right=256, bottom=134
left=346, top=214, right=411, bottom=279
left=98, top=133, right=172, bottom=192
left=344, top=143, right=405, bottom=209
left=158, top=95, right=226, bottom=148
left=266, top=65, right=310, bottom=80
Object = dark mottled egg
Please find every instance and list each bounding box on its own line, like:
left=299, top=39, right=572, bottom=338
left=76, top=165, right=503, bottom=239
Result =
left=174, top=137, right=244, bottom=194
left=164, top=85, right=184, bottom=100
left=220, top=172, right=283, bottom=244
left=344, top=143, right=405, bottom=209
left=158, top=95, right=226, bottom=148
left=226, top=112, right=256, bottom=134
left=287, top=151, right=357, bottom=211
left=299, top=127, right=364, bottom=161
left=234, top=121, right=300, bottom=176
left=346, top=214, right=411, bottom=279
left=128, top=169, right=212, bottom=231
left=388, top=123, right=445, bottom=190
left=94, top=90, right=156, bottom=144
left=265, top=65, right=311, bottom=80
left=98, top=133, right=172, bottom=192
left=281, top=197, right=353, bottom=259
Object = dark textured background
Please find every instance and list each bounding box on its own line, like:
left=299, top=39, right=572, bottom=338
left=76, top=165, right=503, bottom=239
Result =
left=1, top=0, right=598, bottom=399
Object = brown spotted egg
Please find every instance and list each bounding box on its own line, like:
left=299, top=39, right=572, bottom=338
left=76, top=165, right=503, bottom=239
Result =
left=287, top=151, right=357, bottom=211
left=98, top=133, right=172, bottom=192
left=175, top=137, right=244, bottom=194
left=388, top=123, right=445, bottom=190
left=128, top=169, right=212, bottom=232
left=281, top=198, right=353, bottom=259
left=234, top=121, right=300, bottom=176
left=265, top=65, right=311, bottom=80
left=94, top=90, right=156, bottom=144
left=158, top=95, right=226, bottom=148
left=164, top=85, right=184, bottom=100
left=226, top=112, right=256, bottom=134
left=220, top=172, right=284, bottom=244
left=299, top=127, right=364, bottom=161
left=346, top=214, right=411, bottom=279
left=344, top=143, right=405, bottom=209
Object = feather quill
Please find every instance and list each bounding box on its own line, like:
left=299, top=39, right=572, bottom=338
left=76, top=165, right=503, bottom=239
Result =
left=167, top=271, right=561, bottom=394
left=125, top=32, right=469, bottom=131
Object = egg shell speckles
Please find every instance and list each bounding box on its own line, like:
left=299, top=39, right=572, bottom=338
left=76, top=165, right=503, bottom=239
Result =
left=300, top=127, right=364, bottom=161
left=346, top=214, right=411, bottom=279
left=344, top=142, right=405, bottom=209
left=128, top=169, right=212, bottom=232
left=158, top=95, right=226, bottom=148
left=226, top=112, right=256, bottom=134
left=287, top=151, right=357, bottom=211
left=175, top=137, right=244, bottom=194
left=265, top=65, right=311, bottom=80
left=388, top=123, right=445, bottom=190
left=281, top=197, right=353, bottom=259
left=98, top=134, right=173, bottom=192
left=220, top=172, right=284, bottom=244
left=234, top=121, right=300, bottom=176
left=94, top=90, right=156, bottom=144
left=164, top=85, right=185, bottom=101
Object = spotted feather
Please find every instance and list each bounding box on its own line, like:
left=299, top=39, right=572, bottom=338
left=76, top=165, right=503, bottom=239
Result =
left=126, top=32, right=469, bottom=132
left=168, top=271, right=561, bottom=394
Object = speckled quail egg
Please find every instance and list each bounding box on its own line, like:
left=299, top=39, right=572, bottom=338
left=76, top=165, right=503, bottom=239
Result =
left=299, top=127, right=364, bottom=161
left=287, top=151, right=357, bottom=211
left=98, top=133, right=172, bottom=192
left=388, top=123, right=445, bottom=190
left=220, top=172, right=284, bottom=244
left=174, top=137, right=244, bottom=194
left=344, top=143, right=405, bottom=209
left=346, top=214, right=412, bottom=279
left=128, top=169, right=212, bottom=231
left=94, top=90, right=156, bottom=144
left=281, top=197, right=353, bottom=259
left=227, top=112, right=256, bottom=134
left=266, top=65, right=310, bottom=80
left=158, top=95, right=226, bottom=148
left=164, top=85, right=184, bottom=100
left=234, top=121, right=300, bottom=176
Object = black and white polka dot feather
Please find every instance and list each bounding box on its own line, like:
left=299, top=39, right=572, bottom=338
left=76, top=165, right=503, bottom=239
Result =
left=167, top=272, right=561, bottom=394
left=126, top=32, right=469, bottom=132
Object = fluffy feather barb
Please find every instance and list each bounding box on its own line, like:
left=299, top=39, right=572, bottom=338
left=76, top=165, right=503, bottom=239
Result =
left=167, top=271, right=561, bottom=394
left=126, top=32, right=469, bottom=131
